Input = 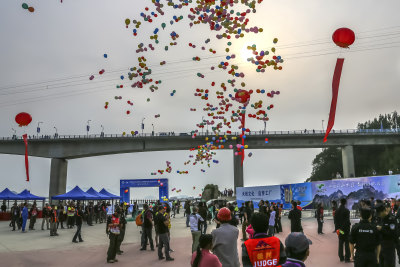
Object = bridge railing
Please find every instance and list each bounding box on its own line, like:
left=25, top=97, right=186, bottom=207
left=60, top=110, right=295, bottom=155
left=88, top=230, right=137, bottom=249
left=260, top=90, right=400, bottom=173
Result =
left=2, top=128, right=399, bottom=141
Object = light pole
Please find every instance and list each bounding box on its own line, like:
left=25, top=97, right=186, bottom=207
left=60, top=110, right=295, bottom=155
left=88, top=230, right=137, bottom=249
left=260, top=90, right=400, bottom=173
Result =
left=152, top=123, right=154, bottom=136
left=37, top=122, right=43, bottom=138
left=54, top=126, right=58, bottom=138
left=322, top=120, right=325, bottom=132
left=264, top=120, right=266, bottom=134
left=86, top=120, right=91, bottom=136
left=100, top=125, right=104, bottom=137
left=11, top=128, right=16, bottom=139
left=141, top=118, right=145, bottom=135
left=201, top=116, right=204, bottom=135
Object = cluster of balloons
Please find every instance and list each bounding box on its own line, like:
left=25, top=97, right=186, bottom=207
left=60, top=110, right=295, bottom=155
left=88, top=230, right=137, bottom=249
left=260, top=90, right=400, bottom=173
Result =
left=21, top=3, right=34, bottom=13
left=170, top=89, right=176, bottom=96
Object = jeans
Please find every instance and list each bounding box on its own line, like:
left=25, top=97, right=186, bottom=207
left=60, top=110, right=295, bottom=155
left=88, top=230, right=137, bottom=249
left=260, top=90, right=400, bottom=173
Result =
left=191, top=231, right=201, bottom=253
left=200, top=221, right=207, bottom=234
left=29, top=216, right=36, bottom=230
left=41, top=217, right=49, bottom=230
left=73, top=224, right=83, bottom=242
left=116, top=228, right=125, bottom=252
left=107, top=233, right=119, bottom=261
left=158, top=233, right=171, bottom=259
left=186, top=213, right=190, bottom=227
left=338, top=233, right=350, bottom=261
left=317, top=219, right=323, bottom=234
left=22, top=217, right=28, bottom=232
left=268, top=225, right=275, bottom=236
left=50, top=221, right=57, bottom=236
left=141, top=227, right=154, bottom=249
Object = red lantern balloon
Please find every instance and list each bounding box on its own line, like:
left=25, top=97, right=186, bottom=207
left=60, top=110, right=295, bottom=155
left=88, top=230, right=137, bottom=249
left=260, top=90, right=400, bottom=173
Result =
left=235, top=90, right=250, bottom=104
left=15, top=112, right=32, bottom=127
left=124, top=189, right=128, bottom=193
left=332, top=28, right=355, bottom=48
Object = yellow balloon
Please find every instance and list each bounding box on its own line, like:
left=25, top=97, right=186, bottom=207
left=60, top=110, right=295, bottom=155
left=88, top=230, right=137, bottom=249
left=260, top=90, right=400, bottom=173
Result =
left=122, top=132, right=126, bottom=136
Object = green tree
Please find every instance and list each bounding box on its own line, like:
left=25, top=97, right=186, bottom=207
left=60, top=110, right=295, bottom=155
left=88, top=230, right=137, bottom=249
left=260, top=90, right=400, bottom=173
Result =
left=308, top=111, right=400, bottom=181
left=309, top=147, right=342, bottom=181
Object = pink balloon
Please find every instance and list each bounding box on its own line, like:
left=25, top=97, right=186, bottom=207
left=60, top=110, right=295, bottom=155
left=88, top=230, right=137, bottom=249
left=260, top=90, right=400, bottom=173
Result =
left=229, top=145, right=233, bottom=149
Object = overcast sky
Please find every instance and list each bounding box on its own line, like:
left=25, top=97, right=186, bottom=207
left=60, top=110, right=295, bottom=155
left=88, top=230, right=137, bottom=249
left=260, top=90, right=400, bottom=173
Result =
left=0, top=0, right=399, bottom=198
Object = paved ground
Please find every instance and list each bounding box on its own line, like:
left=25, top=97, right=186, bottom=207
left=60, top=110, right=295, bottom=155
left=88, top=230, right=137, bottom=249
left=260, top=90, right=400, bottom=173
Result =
left=0, top=214, right=399, bottom=267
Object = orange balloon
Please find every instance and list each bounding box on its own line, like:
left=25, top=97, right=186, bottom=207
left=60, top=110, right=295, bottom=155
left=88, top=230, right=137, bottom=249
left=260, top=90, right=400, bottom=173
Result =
left=28, top=7, right=34, bottom=12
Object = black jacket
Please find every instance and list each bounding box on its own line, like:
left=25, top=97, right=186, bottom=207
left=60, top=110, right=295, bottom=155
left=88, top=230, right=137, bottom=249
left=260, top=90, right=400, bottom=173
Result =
left=335, top=205, right=351, bottom=233
left=288, top=208, right=302, bottom=232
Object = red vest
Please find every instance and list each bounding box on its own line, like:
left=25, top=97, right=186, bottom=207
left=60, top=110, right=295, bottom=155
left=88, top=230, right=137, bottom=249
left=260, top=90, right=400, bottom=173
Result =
left=244, top=236, right=281, bottom=267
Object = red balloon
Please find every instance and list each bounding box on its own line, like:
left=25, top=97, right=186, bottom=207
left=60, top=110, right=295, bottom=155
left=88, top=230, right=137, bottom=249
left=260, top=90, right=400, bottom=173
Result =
left=15, top=112, right=32, bottom=127
left=235, top=90, right=250, bottom=104
left=332, top=28, right=355, bottom=48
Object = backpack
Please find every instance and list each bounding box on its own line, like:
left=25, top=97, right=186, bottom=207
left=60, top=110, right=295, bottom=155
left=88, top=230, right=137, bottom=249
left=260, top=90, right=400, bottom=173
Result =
left=135, top=213, right=143, bottom=226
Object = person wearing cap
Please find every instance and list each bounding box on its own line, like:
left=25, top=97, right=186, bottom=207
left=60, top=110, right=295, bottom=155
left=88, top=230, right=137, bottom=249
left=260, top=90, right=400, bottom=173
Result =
left=140, top=203, right=155, bottom=251
left=72, top=205, right=84, bottom=243
left=156, top=206, right=174, bottom=261
left=335, top=198, right=351, bottom=262
left=242, top=212, right=286, bottom=267
left=282, top=232, right=312, bottom=267
left=41, top=203, right=50, bottom=230
left=49, top=204, right=58, bottom=236
left=212, top=207, right=240, bottom=267
left=349, top=208, right=381, bottom=266
left=116, top=207, right=127, bottom=255
left=288, top=201, right=303, bottom=233
left=190, top=206, right=204, bottom=253
left=375, top=200, right=398, bottom=267
left=106, top=209, right=121, bottom=263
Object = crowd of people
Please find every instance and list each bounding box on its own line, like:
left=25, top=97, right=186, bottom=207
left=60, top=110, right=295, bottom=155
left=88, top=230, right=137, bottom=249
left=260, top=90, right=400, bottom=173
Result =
left=4, top=195, right=400, bottom=266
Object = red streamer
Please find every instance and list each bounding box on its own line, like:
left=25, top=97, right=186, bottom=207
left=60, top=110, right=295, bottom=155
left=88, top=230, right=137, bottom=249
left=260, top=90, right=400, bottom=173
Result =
left=22, top=134, right=30, bottom=182
left=323, top=58, right=345, bottom=143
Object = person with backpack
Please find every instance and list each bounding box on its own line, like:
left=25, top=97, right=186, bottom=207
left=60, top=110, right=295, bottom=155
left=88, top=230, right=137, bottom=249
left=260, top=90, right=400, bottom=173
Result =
left=190, top=206, right=204, bottom=253
left=242, top=212, right=287, bottom=267
left=191, top=234, right=222, bottom=267
left=140, top=203, right=155, bottom=251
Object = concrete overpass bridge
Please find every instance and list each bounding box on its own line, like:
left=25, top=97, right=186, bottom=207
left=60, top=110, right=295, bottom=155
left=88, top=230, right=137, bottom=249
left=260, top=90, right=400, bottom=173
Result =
left=0, top=129, right=399, bottom=199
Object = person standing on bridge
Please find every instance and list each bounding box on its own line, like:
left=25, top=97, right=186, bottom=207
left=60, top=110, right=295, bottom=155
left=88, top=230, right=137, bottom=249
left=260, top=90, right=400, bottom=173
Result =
left=41, top=203, right=50, bottom=230
left=72, top=205, right=83, bottom=243
left=21, top=203, right=28, bottom=233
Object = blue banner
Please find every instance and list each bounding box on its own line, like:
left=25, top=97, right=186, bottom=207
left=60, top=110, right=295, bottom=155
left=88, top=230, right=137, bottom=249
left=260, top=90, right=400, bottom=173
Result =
left=236, top=175, right=400, bottom=210
left=236, top=185, right=281, bottom=209
left=281, top=183, right=312, bottom=209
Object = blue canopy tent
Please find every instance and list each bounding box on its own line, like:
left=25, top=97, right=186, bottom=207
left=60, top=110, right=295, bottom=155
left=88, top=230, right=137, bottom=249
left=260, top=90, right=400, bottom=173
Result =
left=99, top=188, right=121, bottom=200
left=86, top=187, right=111, bottom=200
left=52, top=186, right=98, bottom=200
left=0, top=188, right=24, bottom=200
left=18, top=190, right=45, bottom=200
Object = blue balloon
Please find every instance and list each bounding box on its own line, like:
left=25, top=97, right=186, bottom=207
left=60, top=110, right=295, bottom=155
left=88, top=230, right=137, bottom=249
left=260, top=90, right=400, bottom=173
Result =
left=103, top=54, right=108, bottom=58
left=120, top=76, right=124, bottom=80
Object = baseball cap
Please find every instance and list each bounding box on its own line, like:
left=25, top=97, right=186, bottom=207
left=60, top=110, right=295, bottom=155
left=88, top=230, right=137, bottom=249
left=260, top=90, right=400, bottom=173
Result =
left=217, top=207, right=232, bottom=222
left=285, top=232, right=312, bottom=254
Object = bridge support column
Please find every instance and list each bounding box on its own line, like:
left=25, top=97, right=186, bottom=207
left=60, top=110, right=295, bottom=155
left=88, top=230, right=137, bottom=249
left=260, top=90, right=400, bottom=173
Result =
left=342, top=146, right=355, bottom=178
left=233, top=150, right=244, bottom=194
left=49, top=158, right=68, bottom=202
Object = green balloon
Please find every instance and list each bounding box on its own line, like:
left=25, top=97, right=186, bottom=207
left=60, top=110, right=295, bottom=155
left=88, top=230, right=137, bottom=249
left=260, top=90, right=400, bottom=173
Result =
left=22, top=3, right=28, bottom=9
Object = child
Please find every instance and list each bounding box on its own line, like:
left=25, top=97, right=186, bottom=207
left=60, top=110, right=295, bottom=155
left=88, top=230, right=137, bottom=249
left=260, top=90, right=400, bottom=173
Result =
left=191, top=234, right=222, bottom=267
left=246, top=224, right=255, bottom=239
